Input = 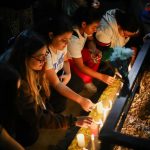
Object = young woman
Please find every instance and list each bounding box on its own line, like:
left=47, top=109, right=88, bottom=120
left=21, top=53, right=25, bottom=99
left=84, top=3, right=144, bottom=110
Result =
left=33, top=14, right=94, bottom=113
left=95, top=9, right=140, bottom=66
left=0, top=63, right=25, bottom=150
left=67, top=6, right=115, bottom=93
left=8, top=30, right=93, bottom=147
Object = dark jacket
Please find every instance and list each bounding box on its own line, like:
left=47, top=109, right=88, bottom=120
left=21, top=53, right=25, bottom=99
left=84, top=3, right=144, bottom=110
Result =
left=15, top=80, right=76, bottom=147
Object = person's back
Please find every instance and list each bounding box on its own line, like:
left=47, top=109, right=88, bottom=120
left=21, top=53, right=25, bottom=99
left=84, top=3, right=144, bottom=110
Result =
left=0, top=63, right=24, bottom=150
left=0, top=63, right=20, bottom=133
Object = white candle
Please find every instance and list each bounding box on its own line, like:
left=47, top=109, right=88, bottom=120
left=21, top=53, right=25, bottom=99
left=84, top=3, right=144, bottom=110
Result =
left=116, top=92, right=119, bottom=96
left=103, top=108, right=110, bottom=122
left=96, top=101, right=103, bottom=114
left=91, top=134, right=95, bottom=150
left=99, top=119, right=103, bottom=132
left=102, top=100, right=112, bottom=122
left=109, top=100, right=112, bottom=108
left=77, top=133, right=85, bottom=148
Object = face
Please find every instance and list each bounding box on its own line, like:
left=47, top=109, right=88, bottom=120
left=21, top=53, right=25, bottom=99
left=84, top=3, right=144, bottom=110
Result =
left=120, top=30, right=138, bottom=38
left=83, top=21, right=100, bottom=36
left=118, top=26, right=138, bottom=38
left=51, top=32, right=72, bottom=50
left=28, top=46, right=47, bottom=71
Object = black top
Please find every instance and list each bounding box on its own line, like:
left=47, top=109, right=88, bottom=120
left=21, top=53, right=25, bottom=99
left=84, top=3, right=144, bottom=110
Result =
left=15, top=80, right=76, bottom=146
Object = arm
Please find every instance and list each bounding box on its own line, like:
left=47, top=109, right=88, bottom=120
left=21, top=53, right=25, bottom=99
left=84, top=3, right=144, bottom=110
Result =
left=18, top=82, right=73, bottom=129
left=68, top=32, right=114, bottom=85
left=45, top=69, right=94, bottom=112
left=18, top=85, right=93, bottom=129
left=0, top=126, right=25, bottom=150
left=60, top=53, right=71, bottom=85
left=72, top=57, right=115, bottom=85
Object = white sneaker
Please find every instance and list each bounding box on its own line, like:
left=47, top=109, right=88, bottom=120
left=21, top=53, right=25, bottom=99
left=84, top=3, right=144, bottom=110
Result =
left=84, top=82, right=97, bottom=93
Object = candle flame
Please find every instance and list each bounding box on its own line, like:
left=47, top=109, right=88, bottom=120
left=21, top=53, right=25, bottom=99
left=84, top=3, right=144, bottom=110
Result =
left=91, top=134, right=94, bottom=141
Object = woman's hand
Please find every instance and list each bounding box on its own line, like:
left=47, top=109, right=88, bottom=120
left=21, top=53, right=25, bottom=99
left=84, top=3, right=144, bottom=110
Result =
left=79, top=98, right=95, bottom=112
left=99, top=74, right=116, bottom=85
left=59, top=73, right=71, bottom=85
left=75, top=116, right=93, bottom=128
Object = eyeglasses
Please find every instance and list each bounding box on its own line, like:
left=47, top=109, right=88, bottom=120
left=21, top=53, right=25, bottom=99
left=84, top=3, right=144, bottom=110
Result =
left=31, top=49, right=50, bottom=63
left=31, top=55, right=47, bottom=63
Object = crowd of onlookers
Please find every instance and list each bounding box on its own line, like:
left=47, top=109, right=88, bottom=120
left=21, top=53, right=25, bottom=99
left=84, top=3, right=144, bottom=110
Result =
left=0, top=0, right=149, bottom=149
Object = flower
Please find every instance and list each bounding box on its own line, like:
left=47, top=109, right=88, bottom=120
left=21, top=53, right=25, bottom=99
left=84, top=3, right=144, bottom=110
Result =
left=110, top=46, right=133, bottom=61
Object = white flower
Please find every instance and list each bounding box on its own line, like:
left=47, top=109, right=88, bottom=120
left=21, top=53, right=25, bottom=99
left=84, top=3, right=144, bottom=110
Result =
left=110, top=46, right=133, bottom=61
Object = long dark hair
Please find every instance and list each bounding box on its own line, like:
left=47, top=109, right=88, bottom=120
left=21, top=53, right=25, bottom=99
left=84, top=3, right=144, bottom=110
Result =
left=0, top=63, right=20, bottom=132
left=72, top=6, right=102, bottom=27
left=33, top=13, right=73, bottom=44
left=115, top=9, right=139, bottom=32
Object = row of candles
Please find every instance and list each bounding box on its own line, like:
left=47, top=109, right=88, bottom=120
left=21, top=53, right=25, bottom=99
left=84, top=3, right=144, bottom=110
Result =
left=76, top=98, right=116, bottom=149
left=77, top=133, right=96, bottom=150
left=73, top=78, right=123, bottom=149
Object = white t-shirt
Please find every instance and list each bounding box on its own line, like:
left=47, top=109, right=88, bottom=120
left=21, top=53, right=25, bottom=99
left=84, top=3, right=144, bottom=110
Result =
left=45, top=46, right=67, bottom=73
left=96, top=9, right=130, bottom=48
left=68, top=28, right=87, bottom=58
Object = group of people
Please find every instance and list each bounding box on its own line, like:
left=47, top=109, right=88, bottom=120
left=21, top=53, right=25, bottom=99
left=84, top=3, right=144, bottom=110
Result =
left=0, top=3, right=140, bottom=150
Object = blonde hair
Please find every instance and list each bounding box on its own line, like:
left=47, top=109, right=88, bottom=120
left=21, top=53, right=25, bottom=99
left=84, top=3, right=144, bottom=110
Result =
left=25, top=60, right=50, bottom=106
left=8, top=30, right=50, bottom=107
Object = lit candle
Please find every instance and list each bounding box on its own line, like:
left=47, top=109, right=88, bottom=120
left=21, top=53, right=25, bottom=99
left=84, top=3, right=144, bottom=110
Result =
left=90, top=123, right=99, bottom=136
left=102, top=100, right=112, bottom=122
left=93, top=102, right=103, bottom=124
left=91, top=134, right=95, bottom=150
left=121, top=82, right=123, bottom=88
left=108, top=100, right=112, bottom=109
left=116, top=92, right=119, bottom=96
left=103, top=108, right=110, bottom=122
left=96, top=101, right=103, bottom=114
left=99, top=119, right=103, bottom=132
left=76, top=133, right=85, bottom=148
